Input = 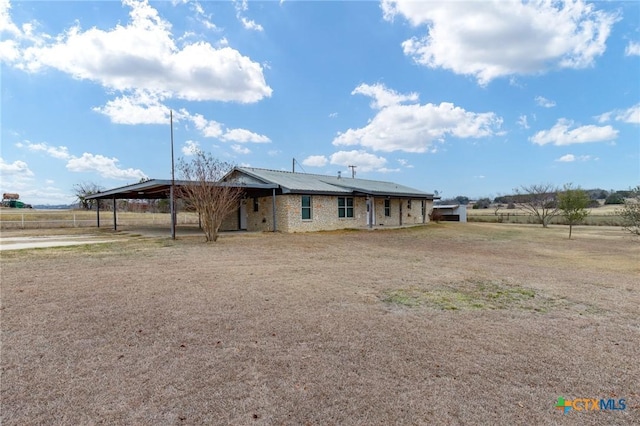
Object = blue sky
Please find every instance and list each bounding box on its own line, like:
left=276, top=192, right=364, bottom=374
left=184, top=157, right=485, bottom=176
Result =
left=1, top=0, right=639, bottom=205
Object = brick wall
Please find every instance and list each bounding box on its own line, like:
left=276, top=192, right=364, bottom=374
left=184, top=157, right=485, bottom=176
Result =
left=222, top=195, right=433, bottom=233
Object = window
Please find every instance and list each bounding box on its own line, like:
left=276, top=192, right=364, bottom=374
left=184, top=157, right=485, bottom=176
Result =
left=407, top=199, right=412, bottom=209
left=301, top=195, right=312, bottom=220
left=338, top=197, right=354, bottom=218
left=384, top=199, right=391, bottom=217
left=253, top=197, right=259, bottom=212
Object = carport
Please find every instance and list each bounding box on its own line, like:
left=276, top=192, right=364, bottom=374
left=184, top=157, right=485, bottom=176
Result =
left=85, top=179, right=279, bottom=234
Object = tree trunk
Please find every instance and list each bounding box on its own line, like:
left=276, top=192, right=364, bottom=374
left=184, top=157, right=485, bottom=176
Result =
left=569, top=224, right=572, bottom=239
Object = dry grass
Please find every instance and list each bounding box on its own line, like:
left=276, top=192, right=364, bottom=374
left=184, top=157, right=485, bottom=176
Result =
left=1, top=223, right=639, bottom=425
left=0, top=209, right=199, bottom=230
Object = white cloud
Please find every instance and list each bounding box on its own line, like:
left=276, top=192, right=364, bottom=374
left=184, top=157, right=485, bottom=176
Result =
left=555, top=154, right=596, bottom=162
left=531, top=119, right=618, bottom=146
left=625, top=41, right=640, bottom=56
left=221, top=128, right=270, bottom=143
left=0, top=0, right=21, bottom=37
left=352, top=83, right=418, bottom=109
left=16, top=141, right=146, bottom=180
left=5, top=0, right=271, bottom=103
left=240, top=17, right=263, bottom=32
left=397, top=159, right=413, bottom=168
left=596, top=104, right=640, bottom=124
left=329, top=150, right=387, bottom=172
left=517, top=115, right=529, bottom=129
left=556, top=154, right=575, bottom=162
left=93, top=90, right=170, bottom=124
left=382, top=0, right=617, bottom=85
left=535, top=96, right=556, bottom=108
left=188, top=0, right=217, bottom=31
left=0, top=157, right=33, bottom=176
left=182, top=140, right=200, bottom=156
left=329, top=112, right=338, bottom=118
left=334, top=83, right=502, bottom=153
left=22, top=142, right=71, bottom=159
left=66, top=153, right=147, bottom=180
left=302, top=155, right=328, bottom=167
left=231, top=144, right=251, bottom=154
left=233, top=0, right=263, bottom=32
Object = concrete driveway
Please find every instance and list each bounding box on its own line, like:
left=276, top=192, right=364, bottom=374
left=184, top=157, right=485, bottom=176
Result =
left=0, top=235, right=119, bottom=251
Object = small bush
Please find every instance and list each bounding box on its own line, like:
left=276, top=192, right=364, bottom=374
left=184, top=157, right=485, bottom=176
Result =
left=429, top=208, right=444, bottom=223
left=605, top=192, right=625, bottom=205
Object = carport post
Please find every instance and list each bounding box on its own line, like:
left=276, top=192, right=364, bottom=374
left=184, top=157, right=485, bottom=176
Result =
left=96, top=201, right=100, bottom=228
left=272, top=188, right=277, bottom=232
left=113, top=197, right=117, bottom=231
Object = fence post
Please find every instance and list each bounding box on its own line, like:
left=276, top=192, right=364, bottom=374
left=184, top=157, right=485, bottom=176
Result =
left=21, top=214, right=24, bottom=229
left=73, top=213, right=76, bottom=227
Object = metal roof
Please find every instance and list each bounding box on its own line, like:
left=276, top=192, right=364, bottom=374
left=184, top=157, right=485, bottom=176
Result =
left=433, top=204, right=462, bottom=209
left=85, top=179, right=277, bottom=200
left=85, top=168, right=435, bottom=200
left=233, top=168, right=435, bottom=198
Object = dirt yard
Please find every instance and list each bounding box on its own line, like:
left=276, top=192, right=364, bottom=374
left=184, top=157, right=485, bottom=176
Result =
left=1, top=223, right=639, bottom=425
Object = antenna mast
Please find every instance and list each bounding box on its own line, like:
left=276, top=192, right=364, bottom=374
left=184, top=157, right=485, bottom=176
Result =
left=348, top=165, right=357, bottom=178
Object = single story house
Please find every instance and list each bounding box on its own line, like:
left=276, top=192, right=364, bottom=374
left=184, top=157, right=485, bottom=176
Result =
left=85, top=167, right=437, bottom=233
left=221, top=167, right=437, bottom=232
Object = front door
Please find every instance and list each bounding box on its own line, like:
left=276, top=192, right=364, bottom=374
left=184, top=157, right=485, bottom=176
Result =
left=239, top=199, right=248, bottom=230
left=366, top=197, right=375, bottom=226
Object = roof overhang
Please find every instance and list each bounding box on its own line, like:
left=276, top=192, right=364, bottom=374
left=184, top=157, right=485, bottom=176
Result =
left=85, top=179, right=278, bottom=200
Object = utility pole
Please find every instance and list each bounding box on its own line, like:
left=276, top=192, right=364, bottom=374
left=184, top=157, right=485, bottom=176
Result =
left=170, top=110, right=176, bottom=240
left=348, top=165, right=356, bottom=178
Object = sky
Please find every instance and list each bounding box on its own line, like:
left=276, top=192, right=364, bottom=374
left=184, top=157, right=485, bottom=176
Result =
left=1, top=0, right=639, bottom=205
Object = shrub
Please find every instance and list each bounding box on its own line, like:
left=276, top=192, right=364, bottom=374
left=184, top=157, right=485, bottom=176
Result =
left=429, top=208, right=444, bottom=223
left=605, top=192, right=625, bottom=205
left=473, top=198, right=491, bottom=209
left=617, top=186, right=640, bottom=235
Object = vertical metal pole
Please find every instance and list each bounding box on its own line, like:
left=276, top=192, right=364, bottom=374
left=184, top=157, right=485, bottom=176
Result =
left=399, top=199, right=403, bottom=226
left=113, top=198, right=117, bottom=231
left=272, top=188, right=277, bottom=232
left=170, top=109, right=176, bottom=240
left=97, top=200, right=100, bottom=228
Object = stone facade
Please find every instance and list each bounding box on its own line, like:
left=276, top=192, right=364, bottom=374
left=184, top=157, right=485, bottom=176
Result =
left=220, top=194, right=433, bottom=233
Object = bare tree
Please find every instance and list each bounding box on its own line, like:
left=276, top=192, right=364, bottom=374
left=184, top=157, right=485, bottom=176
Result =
left=176, top=151, right=243, bottom=242
left=617, top=186, right=640, bottom=236
left=73, top=182, right=104, bottom=210
left=557, top=184, right=590, bottom=239
left=514, top=183, right=559, bottom=227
